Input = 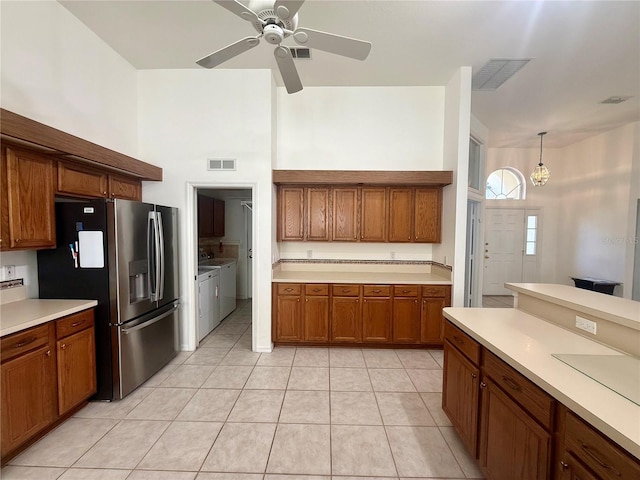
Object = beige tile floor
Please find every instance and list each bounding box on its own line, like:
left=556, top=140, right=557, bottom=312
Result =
left=3, top=300, right=484, bottom=480
left=482, top=295, right=514, bottom=308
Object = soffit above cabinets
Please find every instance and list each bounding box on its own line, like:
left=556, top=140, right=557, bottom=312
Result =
left=273, top=170, right=453, bottom=186
left=1, top=109, right=162, bottom=181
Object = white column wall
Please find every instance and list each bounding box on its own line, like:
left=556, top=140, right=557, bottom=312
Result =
left=137, top=70, right=275, bottom=351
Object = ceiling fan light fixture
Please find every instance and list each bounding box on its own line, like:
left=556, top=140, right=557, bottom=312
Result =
left=530, top=131, right=550, bottom=187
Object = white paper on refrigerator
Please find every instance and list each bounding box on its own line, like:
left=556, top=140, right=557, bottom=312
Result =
left=78, top=230, right=105, bottom=268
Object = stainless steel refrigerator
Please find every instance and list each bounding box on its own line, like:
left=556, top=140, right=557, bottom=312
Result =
left=38, top=199, right=180, bottom=400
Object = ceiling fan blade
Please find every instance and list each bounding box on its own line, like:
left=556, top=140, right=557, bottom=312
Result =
left=293, top=27, right=371, bottom=60
left=196, top=36, right=260, bottom=68
left=274, top=46, right=303, bottom=94
left=274, top=0, right=305, bottom=21
left=213, top=0, right=263, bottom=24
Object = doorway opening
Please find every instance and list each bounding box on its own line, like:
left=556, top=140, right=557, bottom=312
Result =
left=194, top=186, right=254, bottom=348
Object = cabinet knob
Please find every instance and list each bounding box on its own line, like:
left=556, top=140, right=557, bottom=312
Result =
left=103, top=191, right=107, bottom=196
left=559, top=461, right=569, bottom=471
left=306, top=298, right=308, bottom=302
left=471, top=373, right=477, bottom=379
left=15, top=238, right=20, bottom=244
left=61, top=343, right=67, bottom=350
left=480, top=381, right=486, bottom=389
left=71, top=321, right=84, bottom=327
left=45, top=350, right=51, bottom=357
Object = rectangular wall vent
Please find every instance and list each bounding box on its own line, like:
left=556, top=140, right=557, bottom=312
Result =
left=208, top=158, right=236, bottom=171
left=290, top=47, right=311, bottom=59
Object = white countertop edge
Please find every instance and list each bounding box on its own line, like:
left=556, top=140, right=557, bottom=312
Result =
left=443, top=307, right=640, bottom=460
left=506, top=283, right=640, bottom=330
left=1, top=300, right=98, bottom=337
left=272, top=271, right=451, bottom=285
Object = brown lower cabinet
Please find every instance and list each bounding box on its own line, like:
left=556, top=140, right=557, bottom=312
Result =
left=442, top=320, right=640, bottom=480
left=1, top=309, right=96, bottom=463
left=273, top=282, right=450, bottom=346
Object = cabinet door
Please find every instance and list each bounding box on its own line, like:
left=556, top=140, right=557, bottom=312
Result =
left=1, top=345, right=56, bottom=458
left=362, top=297, right=392, bottom=343
left=109, top=175, right=142, bottom=201
left=57, top=327, right=97, bottom=415
left=198, top=195, right=214, bottom=237
left=360, top=188, right=387, bottom=241
left=442, top=342, right=480, bottom=456
left=304, top=296, right=329, bottom=342
left=57, top=161, right=108, bottom=198
left=388, top=188, right=414, bottom=242
left=276, top=295, right=302, bottom=342
left=307, top=188, right=330, bottom=241
left=279, top=187, right=305, bottom=241
left=414, top=188, right=441, bottom=243
left=4, top=147, right=56, bottom=249
left=333, top=188, right=358, bottom=241
left=331, top=297, right=362, bottom=342
left=392, top=297, right=420, bottom=343
left=212, top=199, right=225, bottom=237
left=421, top=297, right=446, bottom=344
left=479, top=377, right=551, bottom=480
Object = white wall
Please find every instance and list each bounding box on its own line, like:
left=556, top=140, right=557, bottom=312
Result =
left=0, top=0, right=139, bottom=299
left=554, top=123, right=638, bottom=297
left=137, top=69, right=275, bottom=352
left=1, top=1, right=138, bottom=157
left=276, top=87, right=445, bottom=170
left=434, top=67, right=472, bottom=306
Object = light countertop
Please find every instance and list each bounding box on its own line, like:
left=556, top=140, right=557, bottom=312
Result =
left=272, top=261, right=451, bottom=285
left=0, top=287, right=97, bottom=337
left=443, top=306, right=640, bottom=459
left=507, top=283, right=640, bottom=330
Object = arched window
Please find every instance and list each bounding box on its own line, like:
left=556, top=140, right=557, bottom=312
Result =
left=486, top=168, right=526, bottom=200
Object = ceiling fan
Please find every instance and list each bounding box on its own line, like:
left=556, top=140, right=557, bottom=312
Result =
left=196, top=0, right=372, bottom=94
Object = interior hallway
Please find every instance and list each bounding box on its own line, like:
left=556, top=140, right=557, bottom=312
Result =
left=3, top=299, right=483, bottom=479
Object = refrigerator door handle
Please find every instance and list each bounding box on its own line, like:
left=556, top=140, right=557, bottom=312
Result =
left=121, top=304, right=178, bottom=334
left=148, top=211, right=157, bottom=301
left=156, top=211, right=165, bottom=301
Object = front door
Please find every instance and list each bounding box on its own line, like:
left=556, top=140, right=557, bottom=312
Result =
left=483, top=209, right=525, bottom=295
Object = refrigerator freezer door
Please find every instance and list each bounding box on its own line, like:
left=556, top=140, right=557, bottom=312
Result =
left=111, top=200, right=156, bottom=323
left=155, top=205, right=180, bottom=307
left=119, top=301, right=179, bottom=398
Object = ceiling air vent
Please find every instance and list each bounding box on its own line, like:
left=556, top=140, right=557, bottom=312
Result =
left=472, top=58, right=532, bottom=91
left=208, top=158, right=236, bottom=171
left=600, top=96, right=632, bottom=104
left=290, top=47, right=311, bottom=59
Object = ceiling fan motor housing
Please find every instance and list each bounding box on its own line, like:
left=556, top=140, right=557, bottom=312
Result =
left=249, top=0, right=298, bottom=34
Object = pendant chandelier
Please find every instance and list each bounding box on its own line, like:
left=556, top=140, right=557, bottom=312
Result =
left=530, top=131, right=550, bottom=186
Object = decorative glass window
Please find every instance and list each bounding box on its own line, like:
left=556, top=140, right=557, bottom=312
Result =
left=468, top=137, right=482, bottom=191
left=485, top=168, right=525, bottom=200
left=526, top=215, right=537, bottom=255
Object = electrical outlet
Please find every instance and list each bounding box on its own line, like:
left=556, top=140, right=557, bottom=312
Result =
left=575, top=316, right=597, bottom=335
left=390, top=252, right=396, bottom=260
left=5, top=265, right=15, bottom=280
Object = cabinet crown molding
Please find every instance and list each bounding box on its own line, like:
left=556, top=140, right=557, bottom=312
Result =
left=273, top=170, right=453, bottom=186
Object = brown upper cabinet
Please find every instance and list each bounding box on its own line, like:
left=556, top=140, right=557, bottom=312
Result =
left=1, top=146, right=56, bottom=251
left=278, top=184, right=442, bottom=243
left=56, top=161, right=142, bottom=201
left=198, top=195, right=225, bottom=238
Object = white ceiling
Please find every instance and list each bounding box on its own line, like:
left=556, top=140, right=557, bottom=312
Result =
left=60, top=0, right=640, bottom=148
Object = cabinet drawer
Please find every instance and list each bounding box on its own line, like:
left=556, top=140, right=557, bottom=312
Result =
left=277, top=284, right=302, bottom=295
left=332, top=284, right=360, bottom=296
left=444, top=321, right=480, bottom=366
left=1, top=324, right=50, bottom=363
left=565, top=411, right=640, bottom=480
left=422, top=285, right=447, bottom=297
left=394, top=285, right=419, bottom=297
left=56, top=309, right=94, bottom=339
left=305, top=284, right=329, bottom=296
left=482, top=350, right=554, bottom=430
left=363, top=285, right=391, bottom=297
